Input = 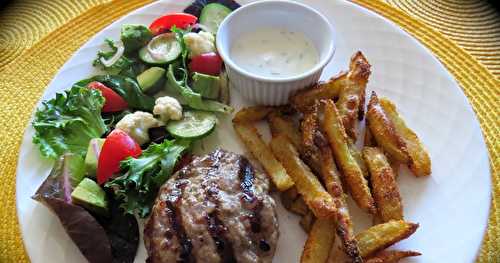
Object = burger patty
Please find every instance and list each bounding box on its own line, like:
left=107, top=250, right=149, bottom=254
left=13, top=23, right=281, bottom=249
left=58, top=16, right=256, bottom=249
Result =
left=144, top=149, right=279, bottom=263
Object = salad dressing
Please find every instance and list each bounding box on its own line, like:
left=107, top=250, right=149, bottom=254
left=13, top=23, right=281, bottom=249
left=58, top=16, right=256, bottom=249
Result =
left=230, top=28, right=319, bottom=78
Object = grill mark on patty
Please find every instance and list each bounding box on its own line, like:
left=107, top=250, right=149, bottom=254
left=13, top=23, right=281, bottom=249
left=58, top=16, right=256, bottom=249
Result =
left=205, top=181, right=237, bottom=263
left=165, top=180, right=194, bottom=263
left=238, top=157, right=272, bottom=254
left=238, top=157, right=262, bottom=232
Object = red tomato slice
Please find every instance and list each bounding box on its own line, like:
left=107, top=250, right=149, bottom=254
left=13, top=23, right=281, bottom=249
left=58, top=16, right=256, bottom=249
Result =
left=88, top=81, right=128, bottom=112
left=188, top=52, right=223, bottom=76
left=97, top=129, right=142, bottom=185
left=149, top=13, right=197, bottom=35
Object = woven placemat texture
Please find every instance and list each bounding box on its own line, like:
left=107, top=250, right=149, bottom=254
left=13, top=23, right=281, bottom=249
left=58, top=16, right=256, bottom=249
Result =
left=385, top=0, right=500, bottom=78
left=0, top=0, right=498, bottom=262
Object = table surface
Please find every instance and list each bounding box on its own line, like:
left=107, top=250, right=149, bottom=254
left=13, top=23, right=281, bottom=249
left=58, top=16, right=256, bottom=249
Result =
left=0, top=0, right=498, bottom=262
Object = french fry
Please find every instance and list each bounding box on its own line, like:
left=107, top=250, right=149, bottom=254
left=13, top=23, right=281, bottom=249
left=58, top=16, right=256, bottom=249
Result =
left=291, top=72, right=347, bottom=112
left=300, top=219, right=336, bottom=263
left=233, top=122, right=294, bottom=191
left=270, top=134, right=336, bottom=219
left=379, top=98, right=431, bottom=177
left=365, top=250, right=421, bottom=263
left=322, top=99, right=376, bottom=214
left=364, top=128, right=401, bottom=176
left=267, top=111, right=302, bottom=148
left=268, top=112, right=322, bottom=174
left=363, top=147, right=403, bottom=222
left=366, top=92, right=410, bottom=165
left=233, top=106, right=273, bottom=123
left=301, top=102, right=319, bottom=149
left=356, top=220, right=419, bottom=257
left=336, top=51, right=371, bottom=141
left=300, top=211, right=315, bottom=233
left=348, top=143, right=369, bottom=178
left=315, top=133, right=362, bottom=263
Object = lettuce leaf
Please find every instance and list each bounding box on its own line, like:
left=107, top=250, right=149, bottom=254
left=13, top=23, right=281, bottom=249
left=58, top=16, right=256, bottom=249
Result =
left=32, top=154, right=139, bottom=263
left=32, top=86, right=107, bottom=159
left=74, top=75, right=155, bottom=111
left=106, top=139, right=191, bottom=217
left=120, top=24, right=153, bottom=53
left=93, top=39, right=146, bottom=78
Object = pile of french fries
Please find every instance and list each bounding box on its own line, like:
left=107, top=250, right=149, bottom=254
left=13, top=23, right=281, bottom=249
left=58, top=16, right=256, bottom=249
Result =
left=233, top=51, right=431, bottom=263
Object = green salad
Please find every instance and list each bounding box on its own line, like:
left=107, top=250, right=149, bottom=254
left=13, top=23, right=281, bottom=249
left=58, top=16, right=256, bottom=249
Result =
left=31, top=2, right=240, bottom=261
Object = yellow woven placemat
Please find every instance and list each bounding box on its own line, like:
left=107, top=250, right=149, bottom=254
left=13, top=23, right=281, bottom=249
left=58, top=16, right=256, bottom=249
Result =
left=0, top=0, right=498, bottom=262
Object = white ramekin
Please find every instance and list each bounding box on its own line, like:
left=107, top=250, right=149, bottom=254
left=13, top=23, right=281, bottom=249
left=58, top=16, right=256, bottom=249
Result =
left=216, top=0, right=336, bottom=105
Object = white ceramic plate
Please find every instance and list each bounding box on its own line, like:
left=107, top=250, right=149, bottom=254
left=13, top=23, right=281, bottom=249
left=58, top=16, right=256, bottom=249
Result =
left=16, top=0, right=491, bottom=262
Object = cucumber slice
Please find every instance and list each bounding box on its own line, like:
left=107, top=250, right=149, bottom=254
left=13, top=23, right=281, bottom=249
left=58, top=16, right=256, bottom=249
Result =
left=139, top=33, right=181, bottom=65
left=166, top=110, right=217, bottom=139
left=199, top=3, right=232, bottom=34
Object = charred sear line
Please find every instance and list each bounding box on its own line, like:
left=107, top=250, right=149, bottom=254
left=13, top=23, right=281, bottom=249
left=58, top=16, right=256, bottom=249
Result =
left=205, top=182, right=237, bottom=263
left=238, top=157, right=270, bottom=253
left=165, top=183, right=193, bottom=263
left=238, top=157, right=263, bottom=234
left=206, top=212, right=237, bottom=263
left=238, top=157, right=257, bottom=204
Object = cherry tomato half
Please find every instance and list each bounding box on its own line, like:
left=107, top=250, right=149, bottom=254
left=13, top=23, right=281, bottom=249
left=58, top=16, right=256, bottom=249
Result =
left=149, top=13, right=197, bottom=35
left=87, top=81, right=128, bottom=113
left=97, top=129, right=142, bottom=185
left=188, top=52, right=223, bottom=76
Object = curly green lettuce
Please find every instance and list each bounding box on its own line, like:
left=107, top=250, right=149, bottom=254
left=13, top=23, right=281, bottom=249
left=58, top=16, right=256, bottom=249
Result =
left=106, top=139, right=191, bottom=217
left=32, top=86, right=107, bottom=159
left=120, top=24, right=153, bottom=53
left=93, top=38, right=147, bottom=79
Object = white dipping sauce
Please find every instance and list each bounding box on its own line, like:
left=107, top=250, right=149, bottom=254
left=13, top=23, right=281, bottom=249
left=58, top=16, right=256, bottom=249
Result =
left=230, top=28, right=319, bottom=78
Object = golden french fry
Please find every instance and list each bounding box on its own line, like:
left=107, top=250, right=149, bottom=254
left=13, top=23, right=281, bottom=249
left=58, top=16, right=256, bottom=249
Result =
left=336, top=51, right=371, bottom=141
left=356, top=220, right=419, bottom=257
left=349, top=143, right=369, bottom=179
left=270, top=134, right=336, bottom=219
left=291, top=72, right=347, bottom=112
left=364, top=128, right=401, bottom=177
left=363, top=147, right=403, bottom=222
left=267, top=111, right=302, bottom=148
left=315, top=133, right=363, bottom=263
left=366, top=92, right=410, bottom=164
left=365, top=250, right=421, bottom=263
left=233, top=106, right=273, bottom=123
left=268, top=112, right=322, bottom=174
left=301, top=102, right=319, bottom=149
left=300, top=211, right=315, bottom=233
left=233, top=122, right=294, bottom=191
left=379, top=98, right=431, bottom=177
left=300, top=219, right=336, bottom=263
left=322, top=99, right=376, bottom=214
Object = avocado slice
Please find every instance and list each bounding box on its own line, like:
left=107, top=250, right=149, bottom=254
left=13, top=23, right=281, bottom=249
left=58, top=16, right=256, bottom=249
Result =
left=84, top=138, right=105, bottom=177
left=191, top=72, right=220, bottom=99
left=71, top=178, right=108, bottom=216
left=137, top=67, right=166, bottom=95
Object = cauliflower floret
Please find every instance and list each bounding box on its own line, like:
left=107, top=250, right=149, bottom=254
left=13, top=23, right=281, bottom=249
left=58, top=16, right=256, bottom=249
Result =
left=153, top=96, right=183, bottom=122
left=115, top=111, right=162, bottom=145
left=183, top=31, right=215, bottom=57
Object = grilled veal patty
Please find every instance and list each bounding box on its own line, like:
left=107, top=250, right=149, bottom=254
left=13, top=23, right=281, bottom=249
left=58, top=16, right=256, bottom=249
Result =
left=144, top=149, right=279, bottom=263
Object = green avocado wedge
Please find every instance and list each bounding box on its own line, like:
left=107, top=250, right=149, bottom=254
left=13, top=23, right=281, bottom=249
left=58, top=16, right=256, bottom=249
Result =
left=71, top=178, right=108, bottom=216
left=137, top=67, right=166, bottom=94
